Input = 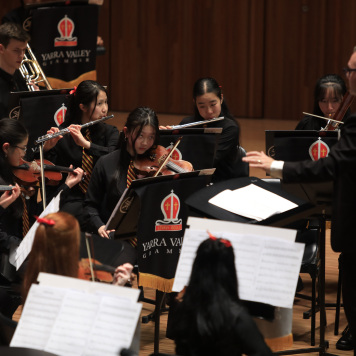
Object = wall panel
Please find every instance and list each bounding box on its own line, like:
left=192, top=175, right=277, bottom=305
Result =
left=107, top=0, right=265, bottom=117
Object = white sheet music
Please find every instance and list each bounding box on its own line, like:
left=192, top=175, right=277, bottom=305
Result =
left=9, top=191, right=62, bottom=270
left=11, top=280, right=142, bottom=356
left=208, top=184, right=298, bottom=221
left=173, top=217, right=304, bottom=308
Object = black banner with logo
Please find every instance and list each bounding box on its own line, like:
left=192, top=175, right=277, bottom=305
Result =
left=30, top=5, right=98, bottom=88
left=18, top=92, right=69, bottom=160
left=133, top=175, right=211, bottom=292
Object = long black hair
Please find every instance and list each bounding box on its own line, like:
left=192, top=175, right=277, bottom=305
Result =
left=63, top=80, right=107, bottom=126
left=313, top=74, right=349, bottom=117
left=0, top=118, right=28, bottom=184
left=192, top=77, right=237, bottom=125
left=173, top=237, right=241, bottom=352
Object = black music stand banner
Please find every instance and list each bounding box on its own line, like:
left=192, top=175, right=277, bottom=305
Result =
left=11, top=90, right=70, bottom=160
left=266, top=130, right=338, bottom=161
left=30, top=5, right=98, bottom=88
left=135, top=175, right=210, bottom=292
left=107, top=172, right=213, bottom=292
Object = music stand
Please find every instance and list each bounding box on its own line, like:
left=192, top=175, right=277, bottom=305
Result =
left=106, top=169, right=214, bottom=354
left=159, top=127, right=221, bottom=170
left=185, top=176, right=337, bottom=355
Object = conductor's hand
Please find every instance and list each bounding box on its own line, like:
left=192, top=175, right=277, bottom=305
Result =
left=98, top=225, right=115, bottom=239
left=242, top=151, right=274, bottom=174
left=0, top=184, right=21, bottom=209
left=112, top=263, right=134, bottom=286
left=43, top=127, right=63, bottom=151
left=69, top=125, right=90, bottom=149
left=65, top=166, right=84, bottom=188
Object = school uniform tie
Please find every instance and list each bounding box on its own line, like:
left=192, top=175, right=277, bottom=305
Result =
left=126, top=160, right=137, bottom=247
left=21, top=194, right=30, bottom=237
left=79, top=129, right=94, bottom=194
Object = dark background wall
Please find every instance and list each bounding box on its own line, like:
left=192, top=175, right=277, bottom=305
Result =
left=2, top=0, right=356, bottom=120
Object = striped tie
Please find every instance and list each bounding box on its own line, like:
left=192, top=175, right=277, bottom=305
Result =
left=127, top=160, right=137, bottom=247
left=21, top=194, right=30, bottom=237
left=79, top=129, right=94, bottom=194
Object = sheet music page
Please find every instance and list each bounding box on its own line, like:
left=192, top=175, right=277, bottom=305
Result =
left=208, top=184, right=298, bottom=221
left=9, top=191, right=62, bottom=270
left=173, top=221, right=304, bottom=308
left=11, top=283, right=142, bottom=356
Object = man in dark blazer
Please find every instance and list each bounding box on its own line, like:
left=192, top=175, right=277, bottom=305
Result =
left=243, top=50, right=356, bottom=353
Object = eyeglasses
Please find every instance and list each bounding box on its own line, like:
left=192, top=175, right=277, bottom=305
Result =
left=12, top=145, right=27, bottom=152
left=343, top=67, right=356, bottom=75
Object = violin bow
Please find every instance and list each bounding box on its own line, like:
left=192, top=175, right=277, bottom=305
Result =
left=153, top=136, right=183, bottom=177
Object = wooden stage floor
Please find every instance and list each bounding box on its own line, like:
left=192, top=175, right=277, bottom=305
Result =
left=14, top=114, right=351, bottom=355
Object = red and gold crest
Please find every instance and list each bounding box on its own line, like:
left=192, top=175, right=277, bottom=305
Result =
left=55, top=15, right=78, bottom=47
left=165, top=142, right=182, bottom=161
left=54, top=103, right=67, bottom=126
left=309, top=138, right=330, bottom=161
left=155, top=190, right=182, bottom=231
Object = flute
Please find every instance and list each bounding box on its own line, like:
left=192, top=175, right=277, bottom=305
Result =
left=169, top=116, right=224, bottom=129
left=35, top=114, right=114, bottom=145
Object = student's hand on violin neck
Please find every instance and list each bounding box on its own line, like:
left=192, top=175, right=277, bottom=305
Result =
left=98, top=225, right=115, bottom=239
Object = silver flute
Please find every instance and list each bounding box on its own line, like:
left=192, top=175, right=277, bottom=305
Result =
left=35, top=114, right=114, bottom=145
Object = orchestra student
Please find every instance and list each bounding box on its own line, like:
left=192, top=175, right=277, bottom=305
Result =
left=161, top=77, right=241, bottom=181
left=296, top=74, right=350, bottom=130
left=44, top=80, right=119, bottom=229
left=0, top=118, right=83, bottom=261
left=171, top=236, right=272, bottom=356
left=22, top=212, right=133, bottom=302
left=84, top=106, right=160, bottom=266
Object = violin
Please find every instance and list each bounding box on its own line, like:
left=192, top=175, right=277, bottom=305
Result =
left=77, top=258, right=115, bottom=283
left=323, top=91, right=354, bottom=131
left=12, top=158, right=77, bottom=187
left=133, top=145, right=193, bottom=177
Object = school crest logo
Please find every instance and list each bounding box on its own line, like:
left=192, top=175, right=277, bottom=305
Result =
left=9, top=106, right=20, bottom=120
left=309, top=138, right=330, bottom=161
left=54, top=103, right=67, bottom=126
left=54, top=15, right=78, bottom=47
left=165, top=142, right=182, bottom=160
left=155, top=190, right=182, bottom=232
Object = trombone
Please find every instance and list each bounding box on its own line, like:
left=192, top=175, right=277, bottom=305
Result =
left=19, top=44, right=53, bottom=91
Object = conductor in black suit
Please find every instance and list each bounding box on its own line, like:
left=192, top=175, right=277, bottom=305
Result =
left=243, top=50, right=356, bottom=354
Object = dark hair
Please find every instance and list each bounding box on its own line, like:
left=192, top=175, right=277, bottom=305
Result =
left=313, top=74, right=348, bottom=117
left=122, top=106, right=160, bottom=157
left=22, top=212, right=80, bottom=302
left=173, top=237, right=240, bottom=348
left=0, top=118, right=28, bottom=184
left=63, top=80, right=107, bottom=126
left=192, top=77, right=237, bottom=124
left=0, top=22, right=30, bottom=47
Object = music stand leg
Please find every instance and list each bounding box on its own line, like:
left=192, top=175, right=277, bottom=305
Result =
left=154, top=290, right=166, bottom=354
left=317, top=213, right=338, bottom=356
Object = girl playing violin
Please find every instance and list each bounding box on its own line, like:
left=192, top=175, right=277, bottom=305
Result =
left=296, top=74, right=350, bottom=130
left=22, top=212, right=133, bottom=302
left=0, top=118, right=83, bottom=275
left=84, top=107, right=160, bottom=266
left=44, top=80, right=119, bottom=229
